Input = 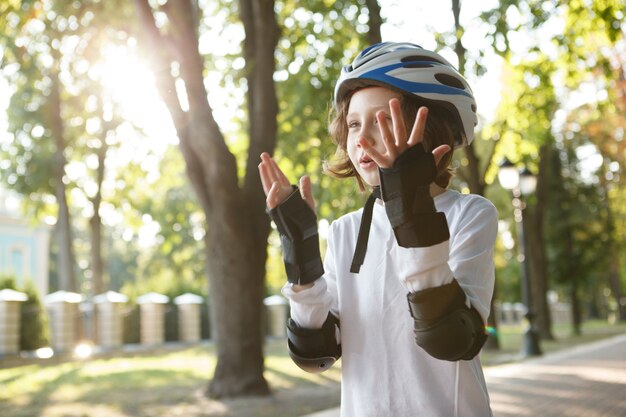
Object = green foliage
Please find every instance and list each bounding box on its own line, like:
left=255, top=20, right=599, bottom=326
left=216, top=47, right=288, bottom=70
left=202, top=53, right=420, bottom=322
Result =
left=19, top=280, right=49, bottom=350
left=1, top=0, right=211, bottom=299
left=485, top=184, right=523, bottom=302
left=488, top=53, right=557, bottom=174
left=556, top=0, right=625, bottom=87
left=472, top=0, right=625, bottom=315
left=543, top=138, right=611, bottom=313
left=253, top=1, right=376, bottom=294
left=122, top=303, right=140, bottom=344
left=110, top=145, right=206, bottom=296
left=0, top=275, right=17, bottom=290
left=273, top=1, right=374, bottom=221
left=0, top=0, right=156, bottom=295
left=2, top=0, right=625, bottom=331
left=119, top=260, right=207, bottom=305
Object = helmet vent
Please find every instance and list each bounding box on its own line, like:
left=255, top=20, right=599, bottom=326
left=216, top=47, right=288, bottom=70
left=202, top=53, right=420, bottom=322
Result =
left=401, top=55, right=446, bottom=64
left=435, top=73, right=466, bottom=90
left=403, top=63, right=434, bottom=68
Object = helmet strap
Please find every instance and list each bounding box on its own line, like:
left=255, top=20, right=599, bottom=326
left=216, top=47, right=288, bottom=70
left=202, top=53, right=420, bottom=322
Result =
left=349, top=186, right=381, bottom=273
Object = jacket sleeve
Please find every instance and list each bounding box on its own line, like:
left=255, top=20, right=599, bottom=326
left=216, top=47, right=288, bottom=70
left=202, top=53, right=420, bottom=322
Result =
left=389, top=197, right=497, bottom=322
left=390, top=196, right=498, bottom=360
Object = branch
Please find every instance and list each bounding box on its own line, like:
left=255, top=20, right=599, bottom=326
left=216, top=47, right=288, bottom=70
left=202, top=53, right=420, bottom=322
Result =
left=364, top=0, right=382, bottom=44
left=132, top=0, right=187, bottom=133
left=133, top=0, right=214, bottom=213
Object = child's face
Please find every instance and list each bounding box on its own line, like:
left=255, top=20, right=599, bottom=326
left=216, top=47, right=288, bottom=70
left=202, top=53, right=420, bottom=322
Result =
left=346, top=86, right=402, bottom=187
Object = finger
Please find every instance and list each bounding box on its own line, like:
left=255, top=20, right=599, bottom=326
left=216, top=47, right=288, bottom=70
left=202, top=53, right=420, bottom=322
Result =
left=260, top=153, right=278, bottom=183
left=389, top=98, right=406, bottom=147
left=262, top=152, right=290, bottom=187
left=376, top=111, right=395, bottom=152
left=266, top=182, right=282, bottom=209
left=269, top=157, right=291, bottom=187
left=407, top=106, right=428, bottom=146
left=258, top=161, right=272, bottom=195
left=299, top=175, right=315, bottom=211
left=432, top=144, right=451, bottom=167
left=260, top=153, right=278, bottom=186
left=358, top=137, right=388, bottom=168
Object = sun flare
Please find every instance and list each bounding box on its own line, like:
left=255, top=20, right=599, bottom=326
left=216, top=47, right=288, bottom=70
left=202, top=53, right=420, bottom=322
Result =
left=91, top=42, right=178, bottom=163
left=96, top=45, right=166, bottom=125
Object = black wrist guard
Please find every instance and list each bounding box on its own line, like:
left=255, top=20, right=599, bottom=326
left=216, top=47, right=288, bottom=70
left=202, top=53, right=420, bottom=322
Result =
left=379, top=144, right=449, bottom=248
left=268, top=186, right=324, bottom=285
left=408, top=280, right=487, bottom=361
left=286, top=313, right=341, bottom=373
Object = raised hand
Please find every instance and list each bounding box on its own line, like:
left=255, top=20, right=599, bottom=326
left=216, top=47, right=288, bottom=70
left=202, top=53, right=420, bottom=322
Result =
left=258, top=152, right=315, bottom=211
left=358, top=99, right=451, bottom=169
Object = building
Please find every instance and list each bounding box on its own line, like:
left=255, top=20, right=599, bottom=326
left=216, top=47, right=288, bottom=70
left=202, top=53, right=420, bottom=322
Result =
left=0, top=187, right=51, bottom=296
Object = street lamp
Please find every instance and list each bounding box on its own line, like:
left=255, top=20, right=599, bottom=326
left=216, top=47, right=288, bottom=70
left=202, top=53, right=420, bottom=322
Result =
left=498, top=158, right=542, bottom=357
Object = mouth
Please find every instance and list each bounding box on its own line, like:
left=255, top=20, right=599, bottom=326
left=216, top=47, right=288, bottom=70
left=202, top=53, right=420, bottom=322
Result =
left=358, top=155, right=377, bottom=169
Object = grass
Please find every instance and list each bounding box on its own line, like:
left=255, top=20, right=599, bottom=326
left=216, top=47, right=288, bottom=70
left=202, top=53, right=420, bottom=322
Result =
left=0, top=320, right=624, bottom=417
left=480, top=319, right=626, bottom=366
left=0, top=341, right=341, bottom=417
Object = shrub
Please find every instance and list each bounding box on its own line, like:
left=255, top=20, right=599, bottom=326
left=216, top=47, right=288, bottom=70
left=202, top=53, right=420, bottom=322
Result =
left=19, top=281, right=49, bottom=350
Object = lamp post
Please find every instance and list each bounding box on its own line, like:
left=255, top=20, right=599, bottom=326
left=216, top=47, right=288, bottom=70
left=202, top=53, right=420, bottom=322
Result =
left=498, top=158, right=542, bottom=357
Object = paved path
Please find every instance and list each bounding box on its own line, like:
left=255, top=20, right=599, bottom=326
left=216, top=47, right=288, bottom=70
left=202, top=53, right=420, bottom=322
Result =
left=301, top=333, right=626, bottom=417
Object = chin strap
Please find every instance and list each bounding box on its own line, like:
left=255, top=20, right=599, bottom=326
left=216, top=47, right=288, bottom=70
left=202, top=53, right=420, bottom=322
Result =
left=350, top=187, right=381, bottom=273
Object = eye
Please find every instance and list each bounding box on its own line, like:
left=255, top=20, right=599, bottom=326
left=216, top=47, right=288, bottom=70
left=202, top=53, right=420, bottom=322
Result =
left=347, top=120, right=360, bottom=129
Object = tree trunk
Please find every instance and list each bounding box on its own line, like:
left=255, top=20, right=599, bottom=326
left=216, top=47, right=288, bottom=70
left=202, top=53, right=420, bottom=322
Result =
left=364, top=0, right=382, bottom=45
left=609, top=258, right=626, bottom=321
left=50, top=69, right=77, bottom=293
left=90, top=136, right=107, bottom=297
left=524, top=145, right=553, bottom=340
left=133, top=0, right=277, bottom=398
left=563, top=225, right=582, bottom=335
left=599, top=167, right=626, bottom=322
left=570, top=280, right=582, bottom=336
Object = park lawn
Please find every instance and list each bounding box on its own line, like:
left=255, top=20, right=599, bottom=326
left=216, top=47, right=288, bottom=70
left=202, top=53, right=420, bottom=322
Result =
left=480, top=319, right=626, bottom=366
left=0, top=320, right=624, bottom=417
left=0, top=340, right=341, bottom=417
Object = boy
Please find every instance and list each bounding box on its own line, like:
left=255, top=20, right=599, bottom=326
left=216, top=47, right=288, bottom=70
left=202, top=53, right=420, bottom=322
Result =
left=259, top=42, right=497, bottom=417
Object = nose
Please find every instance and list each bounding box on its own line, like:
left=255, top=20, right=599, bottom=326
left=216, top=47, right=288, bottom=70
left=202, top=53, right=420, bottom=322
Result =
left=356, top=128, right=376, bottom=148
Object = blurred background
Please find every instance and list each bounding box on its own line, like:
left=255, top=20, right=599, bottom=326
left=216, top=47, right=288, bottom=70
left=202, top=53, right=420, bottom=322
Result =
left=0, top=0, right=624, bottom=412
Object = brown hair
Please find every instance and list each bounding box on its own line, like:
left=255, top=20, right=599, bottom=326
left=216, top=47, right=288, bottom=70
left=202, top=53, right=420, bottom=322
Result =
left=324, top=88, right=458, bottom=191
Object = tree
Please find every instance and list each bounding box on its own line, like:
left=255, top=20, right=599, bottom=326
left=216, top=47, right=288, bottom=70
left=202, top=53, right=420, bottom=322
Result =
left=460, top=0, right=625, bottom=341
left=0, top=1, right=81, bottom=292
left=570, top=48, right=626, bottom=322
left=274, top=0, right=381, bottom=219
left=130, top=0, right=383, bottom=397
left=0, top=1, right=142, bottom=302
left=553, top=0, right=626, bottom=323
left=544, top=136, right=611, bottom=334
left=131, top=0, right=279, bottom=397
left=563, top=97, right=626, bottom=322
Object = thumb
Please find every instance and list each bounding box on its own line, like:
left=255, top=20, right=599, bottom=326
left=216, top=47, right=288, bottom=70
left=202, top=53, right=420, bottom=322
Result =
left=299, top=175, right=315, bottom=211
left=432, top=145, right=451, bottom=167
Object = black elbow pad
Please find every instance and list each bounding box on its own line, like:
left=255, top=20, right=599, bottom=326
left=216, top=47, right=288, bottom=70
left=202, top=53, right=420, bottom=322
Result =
left=407, top=279, right=487, bottom=361
left=286, top=313, right=341, bottom=373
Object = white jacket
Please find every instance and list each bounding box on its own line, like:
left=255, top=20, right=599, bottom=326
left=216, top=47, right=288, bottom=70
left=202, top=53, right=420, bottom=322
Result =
left=283, top=189, right=498, bottom=417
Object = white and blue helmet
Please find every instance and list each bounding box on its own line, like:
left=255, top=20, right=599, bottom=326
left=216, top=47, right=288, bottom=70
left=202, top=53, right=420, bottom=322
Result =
left=334, top=42, right=477, bottom=147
